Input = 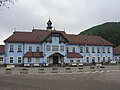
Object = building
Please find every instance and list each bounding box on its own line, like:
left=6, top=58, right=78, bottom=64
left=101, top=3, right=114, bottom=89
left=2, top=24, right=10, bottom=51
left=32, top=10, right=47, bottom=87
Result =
left=0, top=45, right=5, bottom=66
left=113, top=47, right=120, bottom=63
left=0, top=20, right=114, bottom=67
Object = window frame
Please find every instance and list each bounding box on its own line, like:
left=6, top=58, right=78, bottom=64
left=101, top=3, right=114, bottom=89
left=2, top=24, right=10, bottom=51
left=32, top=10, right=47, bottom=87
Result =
left=9, top=45, right=14, bottom=52
left=18, top=57, right=22, bottom=63
left=10, top=57, right=13, bottom=63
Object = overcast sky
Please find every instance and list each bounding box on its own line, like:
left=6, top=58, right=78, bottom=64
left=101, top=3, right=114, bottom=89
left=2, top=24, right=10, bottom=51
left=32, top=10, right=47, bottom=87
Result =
left=0, top=0, right=120, bottom=44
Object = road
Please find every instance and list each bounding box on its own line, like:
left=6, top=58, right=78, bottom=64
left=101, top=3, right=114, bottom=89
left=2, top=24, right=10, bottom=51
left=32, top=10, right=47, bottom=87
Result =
left=0, top=71, right=120, bottom=90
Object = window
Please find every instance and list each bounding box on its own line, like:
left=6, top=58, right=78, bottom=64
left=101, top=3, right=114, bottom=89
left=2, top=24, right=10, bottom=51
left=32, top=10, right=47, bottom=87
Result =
left=10, top=45, right=14, bottom=52
left=46, top=45, right=51, bottom=51
left=18, top=57, right=22, bottom=63
left=0, top=57, right=3, bottom=62
left=28, top=58, right=32, bottom=63
left=60, top=46, right=64, bottom=51
left=29, top=46, right=32, bottom=52
left=102, top=47, right=105, bottom=53
left=86, top=57, right=89, bottom=62
left=67, top=47, right=69, bottom=52
left=98, top=57, right=100, bottom=62
left=36, top=47, right=40, bottom=52
left=97, top=47, right=100, bottom=53
left=77, top=60, right=80, bottom=62
left=86, top=47, right=89, bottom=53
left=47, top=57, right=50, bottom=63
left=36, top=58, right=39, bottom=63
left=119, top=57, right=120, bottom=61
left=70, top=60, right=73, bottom=63
left=103, top=57, right=105, bottom=62
left=108, top=57, right=110, bottom=62
left=107, top=48, right=110, bottom=53
left=10, top=57, right=13, bottom=63
left=72, top=47, right=75, bottom=52
left=18, top=45, right=22, bottom=52
left=52, top=45, right=59, bottom=51
left=115, top=57, right=117, bottom=60
left=80, top=47, right=83, bottom=53
left=92, top=47, right=95, bottom=53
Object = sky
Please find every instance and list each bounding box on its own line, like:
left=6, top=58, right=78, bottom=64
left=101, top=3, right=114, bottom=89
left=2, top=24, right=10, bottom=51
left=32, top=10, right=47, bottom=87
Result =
left=0, top=0, right=120, bottom=44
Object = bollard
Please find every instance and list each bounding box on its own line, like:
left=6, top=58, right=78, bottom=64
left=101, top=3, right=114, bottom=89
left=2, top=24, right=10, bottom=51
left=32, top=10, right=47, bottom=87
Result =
left=38, top=68, right=45, bottom=74
left=5, top=68, right=12, bottom=74
left=77, top=67, right=83, bottom=72
left=90, top=66, right=96, bottom=72
left=20, top=68, right=28, bottom=74
left=65, top=67, right=71, bottom=73
left=52, top=67, right=58, bottom=73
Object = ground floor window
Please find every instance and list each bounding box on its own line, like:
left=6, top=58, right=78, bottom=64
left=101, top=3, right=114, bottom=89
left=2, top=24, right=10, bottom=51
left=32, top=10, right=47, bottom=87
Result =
left=98, top=57, right=100, bottom=62
left=46, top=57, right=50, bottom=63
left=28, top=58, right=32, bottom=63
left=86, top=57, right=89, bottom=62
left=77, top=60, right=80, bottom=63
left=18, top=57, right=22, bottom=63
left=103, top=57, right=105, bottom=62
left=10, top=57, right=13, bottom=63
left=108, top=57, right=110, bottom=61
left=0, top=57, right=3, bottom=62
left=70, top=60, right=73, bottom=63
left=36, top=58, right=39, bottom=63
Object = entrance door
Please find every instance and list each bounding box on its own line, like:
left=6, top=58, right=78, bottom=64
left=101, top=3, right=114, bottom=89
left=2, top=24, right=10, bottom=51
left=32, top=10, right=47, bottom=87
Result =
left=53, top=56, right=59, bottom=65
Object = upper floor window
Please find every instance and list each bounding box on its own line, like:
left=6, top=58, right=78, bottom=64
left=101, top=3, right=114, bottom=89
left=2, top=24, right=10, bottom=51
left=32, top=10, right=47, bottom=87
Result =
left=10, top=57, right=13, bottom=63
left=18, top=57, right=22, bottom=63
left=0, top=57, right=3, bottom=62
left=52, top=45, right=59, bottom=51
left=46, top=45, right=51, bottom=51
left=86, top=47, right=89, bottom=53
left=29, top=46, right=32, bottom=52
left=92, top=47, right=95, bottom=53
left=60, top=46, right=64, bottom=51
left=36, top=46, right=40, bottom=52
left=97, top=47, right=100, bottom=53
left=107, top=48, right=110, bottom=53
left=80, top=47, right=83, bottom=53
left=67, top=47, right=69, bottom=52
left=102, top=47, right=105, bottom=53
left=10, top=45, right=14, bottom=52
left=18, top=45, right=22, bottom=52
left=72, top=47, right=75, bottom=52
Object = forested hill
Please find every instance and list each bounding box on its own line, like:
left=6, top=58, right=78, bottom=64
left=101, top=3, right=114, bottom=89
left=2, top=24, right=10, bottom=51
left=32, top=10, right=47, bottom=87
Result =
left=79, top=22, right=120, bottom=47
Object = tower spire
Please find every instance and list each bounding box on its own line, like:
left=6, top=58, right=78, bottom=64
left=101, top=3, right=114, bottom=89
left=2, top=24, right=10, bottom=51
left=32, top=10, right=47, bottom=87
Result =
left=46, top=18, right=53, bottom=31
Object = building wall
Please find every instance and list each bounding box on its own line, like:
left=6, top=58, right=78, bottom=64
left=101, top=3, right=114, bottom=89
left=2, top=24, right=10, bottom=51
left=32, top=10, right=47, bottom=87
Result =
left=4, top=36, right=113, bottom=65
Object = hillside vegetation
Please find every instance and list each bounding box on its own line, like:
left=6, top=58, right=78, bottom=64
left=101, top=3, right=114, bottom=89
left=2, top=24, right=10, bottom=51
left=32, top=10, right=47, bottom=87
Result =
left=80, top=22, right=120, bottom=47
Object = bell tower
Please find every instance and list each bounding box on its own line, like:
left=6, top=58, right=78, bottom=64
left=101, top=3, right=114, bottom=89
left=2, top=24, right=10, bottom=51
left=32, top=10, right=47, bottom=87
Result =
left=46, top=19, right=53, bottom=31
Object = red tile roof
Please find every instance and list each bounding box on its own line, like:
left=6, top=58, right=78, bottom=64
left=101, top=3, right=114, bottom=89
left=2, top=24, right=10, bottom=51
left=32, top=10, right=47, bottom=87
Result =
left=67, top=52, right=83, bottom=58
left=4, top=29, right=113, bottom=46
left=113, top=48, right=120, bottom=55
left=24, top=52, right=44, bottom=58
left=0, top=45, right=5, bottom=54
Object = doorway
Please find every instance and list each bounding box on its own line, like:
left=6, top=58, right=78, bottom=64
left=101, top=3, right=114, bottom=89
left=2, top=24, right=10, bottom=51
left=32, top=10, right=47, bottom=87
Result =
left=53, top=56, right=59, bottom=65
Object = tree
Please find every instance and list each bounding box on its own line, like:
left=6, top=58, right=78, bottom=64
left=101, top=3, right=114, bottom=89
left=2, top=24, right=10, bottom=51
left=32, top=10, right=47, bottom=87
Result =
left=0, top=0, right=18, bottom=8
